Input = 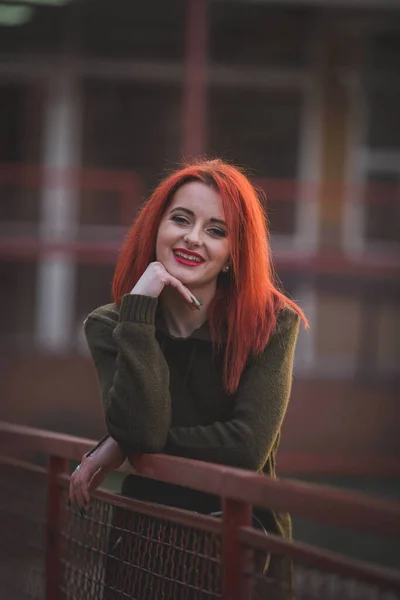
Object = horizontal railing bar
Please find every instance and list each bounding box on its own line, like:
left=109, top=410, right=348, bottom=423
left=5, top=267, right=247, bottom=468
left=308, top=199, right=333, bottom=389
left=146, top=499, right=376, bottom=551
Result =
left=277, top=453, right=400, bottom=477
left=57, top=473, right=222, bottom=535
left=2, top=422, right=400, bottom=540
left=0, top=422, right=98, bottom=462
left=2, top=425, right=400, bottom=480
left=129, top=454, right=400, bottom=540
left=0, top=455, right=47, bottom=476
left=0, top=162, right=399, bottom=203
left=0, top=163, right=139, bottom=189
left=239, top=527, right=400, bottom=592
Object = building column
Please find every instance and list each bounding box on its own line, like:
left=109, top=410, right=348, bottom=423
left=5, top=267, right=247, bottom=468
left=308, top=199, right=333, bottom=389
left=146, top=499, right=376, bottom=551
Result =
left=182, top=0, right=208, bottom=158
left=35, top=71, right=81, bottom=352
left=318, top=26, right=356, bottom=251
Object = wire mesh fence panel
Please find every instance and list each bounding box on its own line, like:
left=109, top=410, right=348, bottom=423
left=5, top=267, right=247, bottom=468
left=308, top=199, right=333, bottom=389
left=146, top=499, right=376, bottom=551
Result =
left=59, top=490, right=222, bottom=600
left=242, top=538, right=400, bottom=600
left=0, top=461, right=47, bottom=600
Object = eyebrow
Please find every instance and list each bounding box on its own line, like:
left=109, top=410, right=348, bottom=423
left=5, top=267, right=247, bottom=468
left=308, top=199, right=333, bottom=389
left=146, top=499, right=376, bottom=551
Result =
left=170, top=206, right=227, bottom=227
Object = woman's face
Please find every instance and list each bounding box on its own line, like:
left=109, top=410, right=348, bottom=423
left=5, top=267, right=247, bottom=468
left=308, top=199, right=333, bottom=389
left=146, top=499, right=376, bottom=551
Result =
left=156, top=181, right=230, bottom=291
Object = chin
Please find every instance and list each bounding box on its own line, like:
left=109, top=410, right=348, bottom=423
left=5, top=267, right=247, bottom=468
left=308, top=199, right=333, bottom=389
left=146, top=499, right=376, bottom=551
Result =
left=168, top=263, right=203, bottom=284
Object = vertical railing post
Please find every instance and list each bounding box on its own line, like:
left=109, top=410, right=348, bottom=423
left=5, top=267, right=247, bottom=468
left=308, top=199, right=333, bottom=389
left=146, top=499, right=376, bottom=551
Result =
left=46, top=455, right=68, bottom=600
left=221, top=498, right=252, bottom=600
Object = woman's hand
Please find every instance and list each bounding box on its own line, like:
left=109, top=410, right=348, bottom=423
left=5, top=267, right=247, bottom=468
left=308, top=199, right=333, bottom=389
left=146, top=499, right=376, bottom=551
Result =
left=130, top=262, right=201, bottom=309
left=69, top=436, right=125, bottom=509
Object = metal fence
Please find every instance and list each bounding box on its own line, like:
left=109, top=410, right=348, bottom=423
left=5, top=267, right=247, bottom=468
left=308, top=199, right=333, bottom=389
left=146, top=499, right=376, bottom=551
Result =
left=1, top=422, right=400, bottom=600
left=62, top=494, right=222, bottom=600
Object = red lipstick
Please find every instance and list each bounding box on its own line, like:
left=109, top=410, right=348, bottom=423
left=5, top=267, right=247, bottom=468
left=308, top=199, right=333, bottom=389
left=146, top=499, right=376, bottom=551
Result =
left=173, top=248, right=205, bottom=267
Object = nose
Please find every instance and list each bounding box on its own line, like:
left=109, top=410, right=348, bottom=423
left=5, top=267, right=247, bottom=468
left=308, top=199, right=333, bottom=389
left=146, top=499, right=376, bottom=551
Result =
left=184, top=225, right=203, bottom=248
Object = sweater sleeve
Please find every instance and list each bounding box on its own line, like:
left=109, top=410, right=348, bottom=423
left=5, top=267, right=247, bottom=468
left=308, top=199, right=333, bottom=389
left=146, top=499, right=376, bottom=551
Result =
left=164, top=308, right=300, bottom=471
left=84, top=294, right=171, bottom=455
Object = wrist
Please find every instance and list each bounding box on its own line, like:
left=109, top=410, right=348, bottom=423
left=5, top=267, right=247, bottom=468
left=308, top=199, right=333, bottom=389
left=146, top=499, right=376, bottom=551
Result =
left=120, top=294, right=158, bottom=324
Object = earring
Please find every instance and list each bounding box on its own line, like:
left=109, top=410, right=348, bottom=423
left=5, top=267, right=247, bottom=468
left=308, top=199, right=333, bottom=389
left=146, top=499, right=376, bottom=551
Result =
left=222, top=265, right=230, bottom=274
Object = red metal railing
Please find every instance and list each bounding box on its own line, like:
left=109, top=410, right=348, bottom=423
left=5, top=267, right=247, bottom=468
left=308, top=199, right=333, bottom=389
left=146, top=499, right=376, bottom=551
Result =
left=1, top=422, right=400, bottom=600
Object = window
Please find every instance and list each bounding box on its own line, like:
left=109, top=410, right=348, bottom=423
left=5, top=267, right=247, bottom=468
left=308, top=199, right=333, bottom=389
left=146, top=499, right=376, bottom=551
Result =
left=0, top=261, right=37, bottom=351
left=376, top=303, right=400, bottom=376
left=315, top=293, right=363, bottom=377
left=0, top=83, right=43, bottom=228
left=206, top=4, right=319, bottom=249
left=345, top=29, right=400, bottom=252
left=80, top=0, right=186, bottom=61
left=209, top=3, right=312, bottom=69
left=80, top=79, right=182, bottom=231
left=0, top=4, right=63, bottom=54
left=207, top=85, right=317, bottom=245
left=364, top=171, right=400, bottom=245
left=294, top=274, right=400, bottom=382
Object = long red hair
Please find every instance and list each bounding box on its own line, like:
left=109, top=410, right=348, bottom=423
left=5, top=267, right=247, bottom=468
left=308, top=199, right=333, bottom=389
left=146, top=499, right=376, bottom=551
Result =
left=112, top=159, right=307, bottom=394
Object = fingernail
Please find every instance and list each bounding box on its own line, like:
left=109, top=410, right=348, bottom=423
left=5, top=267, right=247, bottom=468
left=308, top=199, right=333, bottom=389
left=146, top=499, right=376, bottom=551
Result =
left=190, top=296, right=201, bottom=309
left=197, top=298, right=203, bottom=306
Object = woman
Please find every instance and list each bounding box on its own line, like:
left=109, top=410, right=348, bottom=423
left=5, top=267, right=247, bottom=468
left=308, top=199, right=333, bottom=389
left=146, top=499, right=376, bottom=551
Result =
left=69, top=158, right=307, bottom=599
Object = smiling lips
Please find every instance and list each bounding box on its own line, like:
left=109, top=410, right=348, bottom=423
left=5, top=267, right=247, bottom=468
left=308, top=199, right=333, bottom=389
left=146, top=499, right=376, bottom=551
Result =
left=173, top=248, right=205, bottom=267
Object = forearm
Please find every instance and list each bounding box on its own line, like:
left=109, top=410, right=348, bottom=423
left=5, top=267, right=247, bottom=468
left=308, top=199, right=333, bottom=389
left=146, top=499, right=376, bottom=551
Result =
left=105, top=320, right=171, bottom=452
left=87, top=434, right=125, bottom=467
left=85, top=295, right=172, bottom=455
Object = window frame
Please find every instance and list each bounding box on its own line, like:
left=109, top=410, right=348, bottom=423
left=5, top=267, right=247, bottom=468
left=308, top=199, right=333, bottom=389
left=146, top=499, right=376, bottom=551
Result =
left=344, top=65, right=400, bottom=255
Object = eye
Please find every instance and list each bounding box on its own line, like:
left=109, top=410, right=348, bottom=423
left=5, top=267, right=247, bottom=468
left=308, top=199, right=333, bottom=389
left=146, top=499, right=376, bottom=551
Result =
left=170, top=215, right=190, bottom=225
left=208, top=227, right=227, bottom=238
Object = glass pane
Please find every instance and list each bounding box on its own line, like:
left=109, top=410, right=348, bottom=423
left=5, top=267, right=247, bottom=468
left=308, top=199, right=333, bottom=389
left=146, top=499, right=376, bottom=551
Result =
left=367, top=30, right=400, bottom=71
left=0, top=5, right=64, bottom=54
left=0, top=261, right=36, bottom=350
left=364, top=31, right=400, bottom=149
left=376, top=304, right=400, bottom=375
left=364, top=172, right=400, bottom=244
left=366, top=89, right=400, bottom=150
left=209, top=3, right=312, bottom=68
left=208, top=88, right=302, bottom=235
left=80, top=79, right=182, bottom=226
left=81, top=0, right=186, bottom=61
left=315, top=294, right=362, bottom=370
left=0, top=83, right=43, bottom=225
left=208, top=88, right=301, bottom=177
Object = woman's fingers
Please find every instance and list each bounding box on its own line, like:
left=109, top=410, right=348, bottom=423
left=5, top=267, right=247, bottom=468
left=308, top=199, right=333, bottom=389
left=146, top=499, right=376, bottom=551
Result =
left=70, top=459, right=96, bottom=509
left=129, top=262, right=203, bottom=311
left=164, top=274, right=202, bottom=309
left=69, top=440, right=126, bottom=513
left=130, top=261, right=168, bottom=298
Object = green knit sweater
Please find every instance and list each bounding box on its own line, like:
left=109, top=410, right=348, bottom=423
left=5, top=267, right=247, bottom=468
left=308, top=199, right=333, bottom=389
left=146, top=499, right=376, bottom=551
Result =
left=85, top=293, right=299, bottom=576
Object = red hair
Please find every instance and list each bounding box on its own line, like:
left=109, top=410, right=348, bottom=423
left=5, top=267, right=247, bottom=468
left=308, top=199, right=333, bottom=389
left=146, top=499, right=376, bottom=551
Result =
left=112, top=159, right=307, bottom=394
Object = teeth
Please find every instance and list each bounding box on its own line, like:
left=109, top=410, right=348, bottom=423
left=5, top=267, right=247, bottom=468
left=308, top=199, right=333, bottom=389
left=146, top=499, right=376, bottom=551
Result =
left=174, top=251, right=202, bottom=263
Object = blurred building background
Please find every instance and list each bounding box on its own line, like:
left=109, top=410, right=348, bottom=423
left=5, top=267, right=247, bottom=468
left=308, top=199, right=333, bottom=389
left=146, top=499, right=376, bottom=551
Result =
left=0, top=0, right=399, bottom=564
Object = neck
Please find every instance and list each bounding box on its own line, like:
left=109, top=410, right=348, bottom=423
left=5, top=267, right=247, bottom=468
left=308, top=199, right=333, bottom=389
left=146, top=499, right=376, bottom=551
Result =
left=159, top=283, right=216, bottom=338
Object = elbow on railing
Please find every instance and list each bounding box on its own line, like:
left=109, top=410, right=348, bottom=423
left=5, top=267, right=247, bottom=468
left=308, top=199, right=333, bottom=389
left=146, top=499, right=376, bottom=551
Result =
left=105, top=415, right=168, bottom=456
left=233, top=447, right=265, bottom=473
